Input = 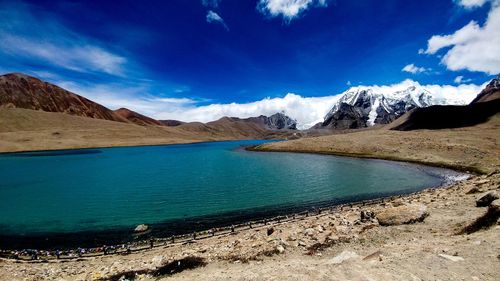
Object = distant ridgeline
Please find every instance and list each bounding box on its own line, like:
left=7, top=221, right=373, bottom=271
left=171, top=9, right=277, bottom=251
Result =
left=1, top=72, right=498, bottom=132
left=0, top=73, right=297, bottom=139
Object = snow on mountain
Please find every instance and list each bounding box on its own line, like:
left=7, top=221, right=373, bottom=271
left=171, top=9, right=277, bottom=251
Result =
left=322, top=84, right=471, bottom=129
left=264, top=112, right=298, bottom=130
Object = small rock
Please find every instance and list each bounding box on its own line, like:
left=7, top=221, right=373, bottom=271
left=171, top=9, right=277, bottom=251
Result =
left=267, top=227, right=275, bottom=236
left=438, top=254, right=464, bottom=262
left=276, top=245, right=285, bottom=254
left=151, top=256, right=165, bottom=267
left=465, top=186, right=481, bottom=194
left=362, top=250, right=383, bottom=261
left=474, top=179, right=490, bottom=185
left=303, top=228, right=315, bottom=237
left=360, top=210, right=375, bottom=222
left=330, top=250, right=359, bottom=265
left=476, top=191, right=499, bottom=207
left=376, top=204, right=429, bottom=226
left=391, top=199, right=405, bottom=207
left=134, top=224, right=149, bottom=232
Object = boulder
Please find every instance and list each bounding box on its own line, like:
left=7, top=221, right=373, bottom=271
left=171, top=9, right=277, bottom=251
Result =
left=476, top=191, right=499, bottom=207
left=376, top=204, right=428, bottom=226
left=490, top=199, right=500, bottom=213
left=134, top=224, right=149, bottom=232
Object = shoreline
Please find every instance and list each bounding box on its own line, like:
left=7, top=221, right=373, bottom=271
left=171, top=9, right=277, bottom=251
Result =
left=246, top=145, right=486, bottom=175
left=0, top=164, right=498, bottom=280
left=0, top=142, right=469, bottom=253
left=0, top=185, right=452, bottom=260
left=0, top=138, right=271, bottom=155
left=0, top=160, right=465, bottom=255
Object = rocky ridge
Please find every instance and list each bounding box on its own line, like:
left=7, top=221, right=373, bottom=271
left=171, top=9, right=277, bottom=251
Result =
left=321, top=85, right=467, bottom=129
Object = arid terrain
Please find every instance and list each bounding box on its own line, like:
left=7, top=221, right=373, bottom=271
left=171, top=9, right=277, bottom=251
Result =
left=0, top=107, right=302, bottom=153
left=253, top=114, right=500, bottom=174
left=1, top=112, right=499, bottom=280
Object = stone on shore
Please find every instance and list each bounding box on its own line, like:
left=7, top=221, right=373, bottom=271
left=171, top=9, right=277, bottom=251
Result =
left=476, top=191, right=499, bottom=207
left=438, top=254, right=464, bottom=262
left=134, top=224, right=149, bottom=232
left=376, top=204, right=429, bottom=226
left=330, top=250, right=359, bottom=265
left=490, top=199, right=500, bottom=212
left=465, top=186, right=481, bottom=194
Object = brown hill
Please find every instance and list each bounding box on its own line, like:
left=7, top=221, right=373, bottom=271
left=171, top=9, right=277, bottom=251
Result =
left=0, top=73, right=127, bottom=122
left=160, top=120, right=185, bottom=126
left=205, top=117, right=269, bottom=138
left=0, top=107, right=303, bottom=153
left=114, top=108, right=164, bottom=126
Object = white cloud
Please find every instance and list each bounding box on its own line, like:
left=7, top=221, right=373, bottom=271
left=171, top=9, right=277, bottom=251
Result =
left=257, top=0, right=328, bottom=22
left=206, top=10, right=229, bottom=31
left=455, top=0, right=489, bottom=8
left=57, top=81, right=199, bottom=118
left=423, top=1, right=500, bottom=74
left=0, top=3, right=127, bottom=76
left=454, top=75, right=473, bottom=83
left=402, top=64, right=428, bottom=74
left=156, top=93, right=341, bottom=129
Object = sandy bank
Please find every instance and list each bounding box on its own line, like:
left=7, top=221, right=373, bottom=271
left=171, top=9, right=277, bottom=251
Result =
left=252, top=115, right=500, bottom=174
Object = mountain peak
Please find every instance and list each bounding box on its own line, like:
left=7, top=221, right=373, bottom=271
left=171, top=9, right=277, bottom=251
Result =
left=265, top=112, right=297, bottom=130
left=470, top=74, right=500, bottom=104
left=322, top=85, right=462, bottom=129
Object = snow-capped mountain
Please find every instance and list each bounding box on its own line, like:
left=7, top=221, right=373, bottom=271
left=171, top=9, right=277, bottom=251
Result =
left=321, top=85, right=469, bottom=129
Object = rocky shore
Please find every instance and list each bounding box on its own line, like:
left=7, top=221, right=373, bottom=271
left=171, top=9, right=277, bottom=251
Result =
left=1, top=172, right=498, bottom=280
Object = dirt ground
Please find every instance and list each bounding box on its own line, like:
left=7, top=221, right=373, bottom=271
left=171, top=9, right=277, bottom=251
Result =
left=253, top=114, right=500, bottom=174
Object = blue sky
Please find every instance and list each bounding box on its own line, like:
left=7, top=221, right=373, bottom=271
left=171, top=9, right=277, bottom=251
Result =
left=0, top=0, right=498, bottom=127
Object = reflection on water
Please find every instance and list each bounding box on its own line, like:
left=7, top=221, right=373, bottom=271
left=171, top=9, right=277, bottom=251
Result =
left=4, top=149, right=102, bottom=157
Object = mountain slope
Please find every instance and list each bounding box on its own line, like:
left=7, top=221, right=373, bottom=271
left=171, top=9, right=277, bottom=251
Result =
left=390, top=75, right=500, bottom=131
left=238, top=113, right=298, bottom=130
left=321, top=85, right=468, bottom=129
left=0, top=73, right=127, bottom=123
left=114, top=108, right=164, bottom=126
left=470, top=75, right=500, bottom=103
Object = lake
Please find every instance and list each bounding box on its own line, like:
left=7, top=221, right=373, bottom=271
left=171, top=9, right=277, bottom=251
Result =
left=0, top=140, right=454, bottom=249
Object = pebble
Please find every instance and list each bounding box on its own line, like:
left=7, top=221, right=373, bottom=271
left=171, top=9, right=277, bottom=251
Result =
left=438, top=254, right=464, bottom=262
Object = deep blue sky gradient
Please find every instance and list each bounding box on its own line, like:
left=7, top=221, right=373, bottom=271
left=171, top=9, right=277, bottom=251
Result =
left=0, top=0, right=494, bottom=104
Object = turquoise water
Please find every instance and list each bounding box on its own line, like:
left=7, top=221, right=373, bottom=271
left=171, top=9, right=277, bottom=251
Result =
left=0, top=140, right=444, bottom=239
